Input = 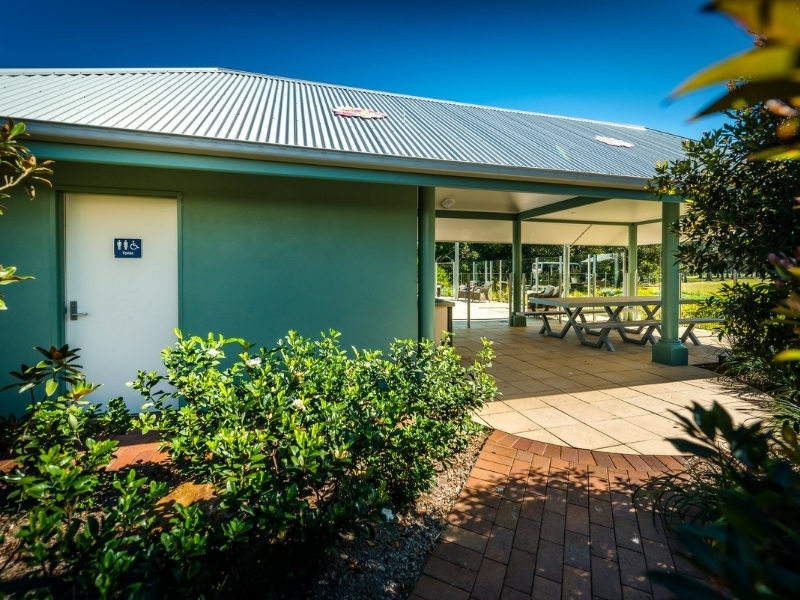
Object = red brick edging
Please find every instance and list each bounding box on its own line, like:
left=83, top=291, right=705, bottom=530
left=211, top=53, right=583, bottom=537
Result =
left=485, top=431, right=685, bottom=474
left=0, top=431, right=166, bottom=474
left=411, top=430, right=693, bottom=600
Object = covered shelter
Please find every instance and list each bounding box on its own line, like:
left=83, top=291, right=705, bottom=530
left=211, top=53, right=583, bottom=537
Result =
left=0, top=68, right=688, bottom=413
left=432, top=186, right=686, bottom=366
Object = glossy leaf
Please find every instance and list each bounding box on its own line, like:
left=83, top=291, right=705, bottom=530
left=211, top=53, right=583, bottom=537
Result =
left=749, top=142, right=800, bottom=160
left=775, top=348, right=800, bottom=361
left=706, top=0, right=800, bottom=43
left=665, top=437, right=718, bottom=457
left=672, top=46, right=799, bottom=98
left=694, top=79, right=800, bottom=118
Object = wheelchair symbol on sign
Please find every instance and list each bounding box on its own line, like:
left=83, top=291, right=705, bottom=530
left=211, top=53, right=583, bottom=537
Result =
left=129, top=241, right=140, bottom=251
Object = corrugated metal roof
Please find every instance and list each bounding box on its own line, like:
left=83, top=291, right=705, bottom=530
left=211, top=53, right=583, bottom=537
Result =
left=0, top=68, right=686, bottom=179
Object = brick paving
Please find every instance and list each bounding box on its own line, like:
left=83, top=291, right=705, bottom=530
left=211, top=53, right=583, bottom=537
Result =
left=105, top=430, right=167, bottom=469
left=0, top=430, right=165, bottom=473
left=412, top=430, right=699, bottom=600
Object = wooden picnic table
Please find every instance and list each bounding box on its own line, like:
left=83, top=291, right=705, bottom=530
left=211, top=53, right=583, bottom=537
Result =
left=533, top=296, right=700, bottom=352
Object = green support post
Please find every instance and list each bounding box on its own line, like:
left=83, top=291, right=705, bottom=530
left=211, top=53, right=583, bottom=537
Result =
left=652, top=202, right=688, bottom=366
left=627, top=224, right=637, bottom=297
left=418, top=187, right=436, bottom=343
left=510, top=220, right=526, bottom=326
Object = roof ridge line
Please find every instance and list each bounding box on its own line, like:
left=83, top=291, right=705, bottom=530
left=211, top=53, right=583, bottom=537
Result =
left=0, top=67, right=221, bottom=75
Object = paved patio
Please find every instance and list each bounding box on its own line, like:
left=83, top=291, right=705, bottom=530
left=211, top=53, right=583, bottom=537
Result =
left=455, top=319, right=766, bottom=455
left=412, top=431, right=694, bottom=600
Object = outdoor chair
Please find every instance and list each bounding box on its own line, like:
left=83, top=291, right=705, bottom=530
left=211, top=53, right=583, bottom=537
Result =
left=457, top=284, right=482, bottom=301
left=527, top=285, right=560, bottom=310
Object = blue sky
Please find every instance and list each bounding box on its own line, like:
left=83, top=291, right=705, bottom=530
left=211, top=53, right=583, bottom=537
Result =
left=5, top=0, right=753, bottom=138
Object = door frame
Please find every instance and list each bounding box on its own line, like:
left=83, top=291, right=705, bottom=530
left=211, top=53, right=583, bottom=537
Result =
left=56, top=186, right=183, bottom=350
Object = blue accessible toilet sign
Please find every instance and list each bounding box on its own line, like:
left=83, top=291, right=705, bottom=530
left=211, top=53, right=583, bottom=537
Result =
left=114, top=238, right=142, bottom=258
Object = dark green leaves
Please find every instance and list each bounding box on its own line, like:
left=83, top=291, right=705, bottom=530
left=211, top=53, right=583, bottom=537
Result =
left=635, top=402, right=800, bottom=599
left=695, top=80, right=800, bottom=119
left=2, top=329, right=496, bottom=596
left=648, top=106, right=800, bottom=280
left=133, top=329, right=495, bottom=553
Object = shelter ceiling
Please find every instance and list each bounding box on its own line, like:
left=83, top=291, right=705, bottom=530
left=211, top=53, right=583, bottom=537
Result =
left=433, top=191, right=682, bottom=225
left=436, top=218, right=663, bottom=246
left=435, top=188, right=574, bottom=213
left=537, top=199, right=664, bottom=223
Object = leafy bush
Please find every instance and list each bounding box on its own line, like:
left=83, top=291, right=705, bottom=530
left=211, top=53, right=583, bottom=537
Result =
left=0, top=345, right=220, bottom=598
left=696, top=282, right=800, bottom=409
left=1, top=345, right=131, bottom=466
left=635, top=403, right=800, bottom=599
left=0, top=331, right=495, bottom=597
left=134, top=330, right=496, bottom=550
left=436, top=264, right=453, bottom=297
left=708, top=283, right=791, bottom=355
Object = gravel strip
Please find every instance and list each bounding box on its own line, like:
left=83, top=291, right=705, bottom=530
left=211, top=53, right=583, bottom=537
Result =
left=306, top=428, right=490, bottom=599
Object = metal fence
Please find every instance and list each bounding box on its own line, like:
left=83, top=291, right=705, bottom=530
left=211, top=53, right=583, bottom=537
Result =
left=437, top=251, right=655, bottom=300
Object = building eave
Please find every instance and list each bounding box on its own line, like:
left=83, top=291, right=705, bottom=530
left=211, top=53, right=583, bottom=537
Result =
left=21, top=120, right=657, bottom=197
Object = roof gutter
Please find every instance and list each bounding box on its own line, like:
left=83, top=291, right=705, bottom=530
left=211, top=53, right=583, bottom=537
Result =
left=21, top=120, right=654, bottom=192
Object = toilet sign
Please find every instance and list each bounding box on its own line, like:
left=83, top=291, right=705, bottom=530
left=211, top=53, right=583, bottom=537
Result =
left=113, top=238, right=142, bottom=258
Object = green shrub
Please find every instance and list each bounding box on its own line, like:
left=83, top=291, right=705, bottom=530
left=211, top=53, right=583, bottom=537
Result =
left=134, top=330, right=496, bottom=549
left=0, top=345, right=219, bottom=598
left=0, top=332, right=494, bottom=597
left=708, top=283, right=791, bottom=353
left=436, top=264, right=453, bottom=297
left=698, top=283, right=800, bottom=410
left=635, top=403, right=800, bottom=599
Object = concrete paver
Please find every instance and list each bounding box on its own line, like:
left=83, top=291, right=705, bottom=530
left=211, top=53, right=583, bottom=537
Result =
left=461, top=320, right=767, bottom=453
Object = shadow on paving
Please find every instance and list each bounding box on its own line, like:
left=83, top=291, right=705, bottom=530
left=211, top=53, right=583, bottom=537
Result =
left=412, top=431, right=702, bottom=600
left=453, top=320, right=768, bottom=455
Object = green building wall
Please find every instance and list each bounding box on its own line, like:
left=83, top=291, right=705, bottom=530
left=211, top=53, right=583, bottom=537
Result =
left=0, top=159, right=418, bottom=416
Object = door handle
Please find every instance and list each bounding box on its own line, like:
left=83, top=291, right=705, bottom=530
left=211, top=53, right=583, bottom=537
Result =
left=69, top=301, right=88, bottom=320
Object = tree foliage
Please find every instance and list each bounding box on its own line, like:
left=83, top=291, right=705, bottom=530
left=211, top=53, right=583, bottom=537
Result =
left=0, top=120, right=53, bottom=205
left=635, top=403, right=800, bottom=600
left=648, top=106, right=800, bottom=277
left=638, top=3, right=800, bottom=599
left=0, top=118, right=53, bottom=310
left=675, top=0, right=800, bottom=160
left=436, top=242, right=658, bottom=281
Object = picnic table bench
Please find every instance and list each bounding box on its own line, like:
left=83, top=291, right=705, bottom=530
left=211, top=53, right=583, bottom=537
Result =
left=577, top=317, right=723, bottom=346
left=533, top=297, right=708, bottom=352
left=679, top=317, right=723, bottom=345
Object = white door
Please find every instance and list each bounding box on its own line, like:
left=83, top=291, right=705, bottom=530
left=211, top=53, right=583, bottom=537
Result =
left=65, top=193, right=178, bottom=410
